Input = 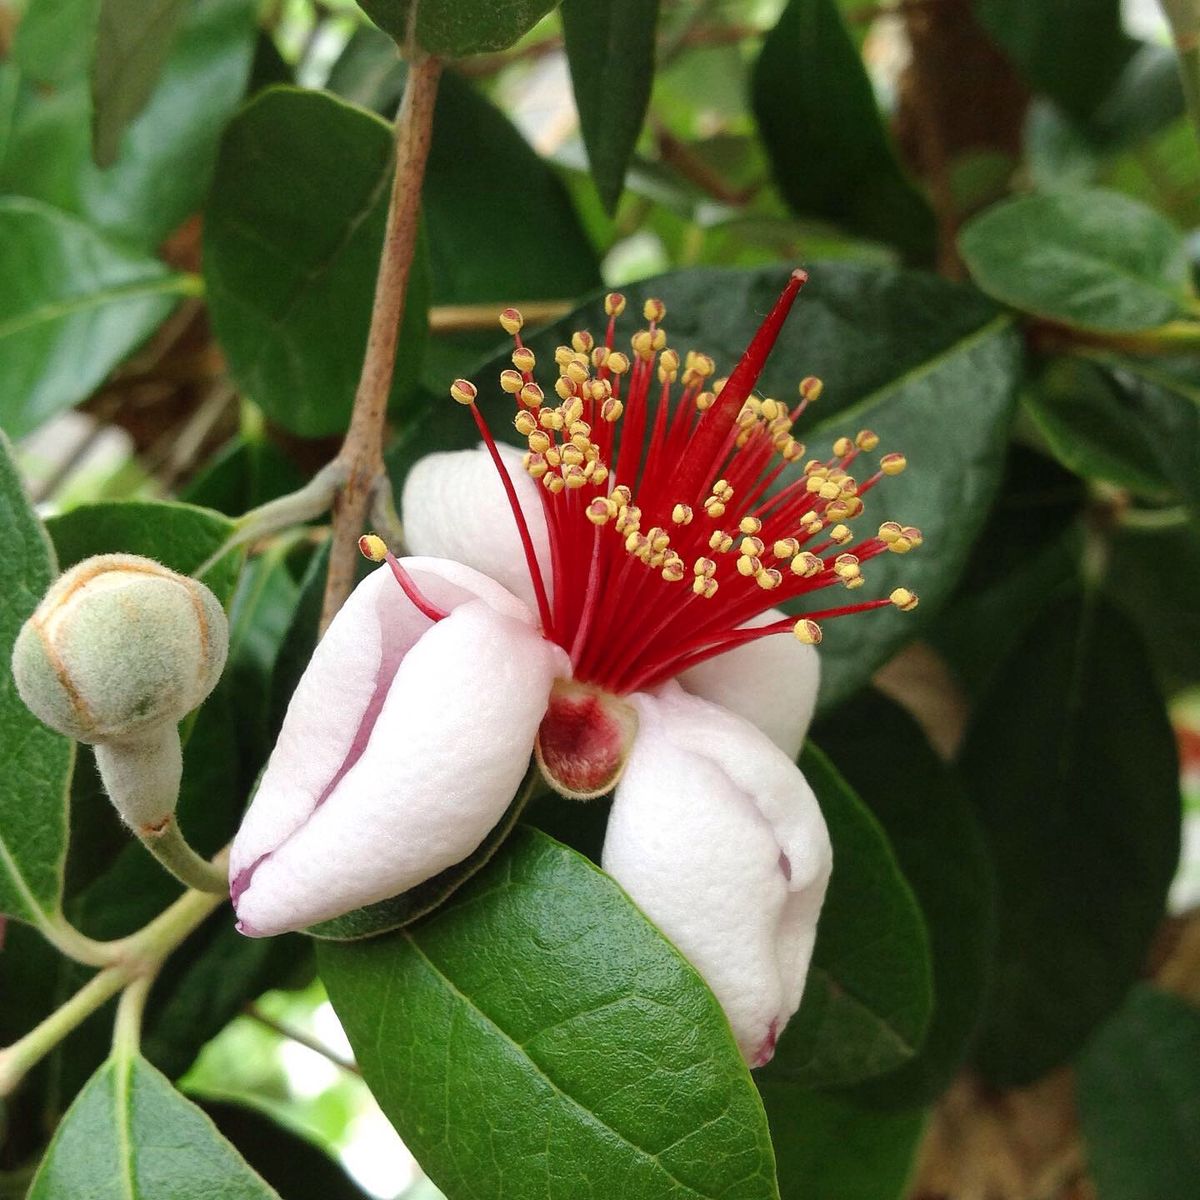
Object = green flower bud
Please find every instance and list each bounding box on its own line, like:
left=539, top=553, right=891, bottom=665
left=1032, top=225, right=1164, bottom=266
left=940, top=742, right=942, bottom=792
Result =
left=11, top=554, right=228, bottom=832
left=12, top=554, right=227, bottom=744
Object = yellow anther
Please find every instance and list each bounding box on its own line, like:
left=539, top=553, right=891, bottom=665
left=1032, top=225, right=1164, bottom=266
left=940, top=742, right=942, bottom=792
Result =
left=512, top=346, right=535, bottom=373
left=799, top=375, right=823, bottom=403
left=716, top=480, right=734, bottom=502
left=758, top=398, right=781, bottom=421
left=647, top=526, right=670, bottom=552
left=569, top=419, right=591, bottom=439
left=693, top=557, right=716, bottom=578
left=818, top=481, right=841, bottom=501
left=650, top=328, right=666, bottom=351
left=739, top=516, right=762, bottom=536
left=450, top=378, right=477, bottom=406
left=543, top=473, right=566, bottom=495
left=736, top=555, right=761, bottom=577
left=605, top=292, right=626, bottom=317
left=553, top=377, right=574, bottom=402
left=712, top=377, right=728, bottom=396
left=528, top=430, right=551, bottom=454
left=793, top=619, right=822, bottom=645
left=695, top=391, right=715, bottom=411
left=662, top=556, right=685, bottom=583
left=519, top=382, right=544, bottom=409
left=643, top=297, right=666, bottom=323
left=791, top=552, right=824, bottom=578
left=740, top=536, right=765, bottom=558
left=572, top=330, right=594, bottom=354
left=833, top=436, right=853, bottom=457
left=805, top=476, right=826, bottom=495
left=829, top=524, right=853, bottom=544
left=887, top=537, right=913, bottom=555
left=545, top=447, right=562, bottom=469
left=736, top=404, right=758, bottom=430
left=833, top=556, right=860, bottom=582
left=565, top=360, right=589, bottom=386
left=631, top=330, right=654, bottom=360
left=659, top=348, right=680, bottom=374
left=842, top=496, right=865, bottom=518
left=500, top=368, right=523, bottom=394
left=358, top=533, right=388, bottom=562
left=499, top=308, right=523, bottom=335
left=781, top=438, right=805, bottom=463
left=878, top=521, right=902, bottom=543
left=890, top=587, right=919, bottom=612
left=774, top=538, right=800, bottom=559
left=591, top=463, right=609, bottom=486
left=902, top=525, right=924, bottom=547
left=587, top=377, right=612, bottom=402
left=825, top=500, right=851, bottom=523
left=562, top=398, right=584, bottom=424
left=880, top=452, right=907, bottom=476
left=561, top=445, right=585, bottom=467
left=591, top=346, right=609, bottom=370
left=601, top=397, right=624, bottom=422
left=708, top=530, right=733, bottom=553
left=554, top=345, right=574, bottom=367
left=800, top=511, right=823, bottom=530
left=524, top=452, right=548, bottom=479
left=693, top=576, right=719, bottom=598
left=513, top=410, right=537, bottom=436
left=563, top=465, right=588, bottom=489
left=586, top=497, right=614, bottom=525
left=756, top=567, right=782, bottom=590
left=612, top=485, right=632, bottom=506
left=856, top=429, right=880, bottom=451
left=704, top=500, right=726, bottom=519
left=606, top=351, right=630, bottom=375
left=672, top=503, right=694, bottom=525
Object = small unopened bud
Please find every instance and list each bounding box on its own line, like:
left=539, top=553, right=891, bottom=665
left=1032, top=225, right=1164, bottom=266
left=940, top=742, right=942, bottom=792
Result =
left=12, top=555, right=228, bottom=830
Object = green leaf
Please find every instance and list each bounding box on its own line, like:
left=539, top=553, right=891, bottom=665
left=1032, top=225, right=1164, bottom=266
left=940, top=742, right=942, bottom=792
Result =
left=752, top=0, right=936, bottom=263
left=27, top=1054, right=280, bottom=1199
left=959, top=189, right=1193, bottom=333
left=46, top=498, right=240, bottom=602
left=813, top=692, right=996, bottom=1108
left=962, top=591, right=1182, bottom=1086
left=414, top=263, right=1020, bottom=710
left=181, top=436, right=310, bottom=519
left=200, top=1100, right=372, bottom=1200
left=761, top=747, right=932, bottom=1088
left=0, top=433, right=73, bottom=930
left=760, top=1082, right=924, bottom=1200
left=320, top=826, right=780, bottom=1200
left=973, top=0, right=1137, bottom=123
left=91, top=0, right=187, bottom=167
left=1027, top=356, right=1200, bottom=514
left=562, top=0, right=658, bottom=214
left=0, top=198, right=193, bottom=438
left=12, top=0, right=99, bottom=85
left=2, top=0, right=258, bottom=252
left=1076, top=984, right=1200, bottom=1200
left=204, top=86, right=429, bottom=437
left=357, top=0, right=557, bottom=56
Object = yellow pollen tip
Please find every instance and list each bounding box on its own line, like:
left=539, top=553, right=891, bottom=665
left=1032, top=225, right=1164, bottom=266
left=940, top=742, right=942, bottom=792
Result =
left=450, top=379, right=477, bottom=406
left=499, top=308, right=523, bottom=335
left=739, top=516, right=762, bottom=536
left=358, top=533, right=388, bottom=562
left=709, top=530, right=733, bottom=553
left=672, top=503, right=694, bottom=525
left=704, top=500, right=727, bottom=519
left=693, top=577, right=719, bottom=598
left=830, top=524, right=853, bottom=544
left=856, top=429, right=880, bottom=451
left=878, top=521, right=902, bottom=543
left=513, top=411, right=537, bottom=436
left=902, top=525, right=924, bottom=547
left=793, top=619, right=822, bottom=645
left=500, top=369, right=523, bottom=393
left=773, top=538, right=800, bottom=559
left=833, top=436, right=853, bottom=457
left=572, top=330, right=594, bottom=354
left=799, top=376, right=823, bottom=403
left=693, top=557, right=716, bottom=578
left=695, top=391, right=715, bottom=411
left=605, top=292, right=626, bottom=317
left=512, top=347, right=535, bottom=373
left=756, top=567, right=782, bottom=590
left=643, top=298, right=666, bottom=323
left=736, top=555, right=760, bottom=577
left=792, top=552, right=823, bottom=578
left=881, top=452, right=907, bottom=476
left=890, top=587, right=919, bottom=612
left=739, top=536, right=765, bottom=558
left=606, top=351, right=630, bottom=375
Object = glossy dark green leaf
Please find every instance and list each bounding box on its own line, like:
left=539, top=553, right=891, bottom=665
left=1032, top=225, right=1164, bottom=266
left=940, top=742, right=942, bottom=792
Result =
left=357, top=0, right=557, bottom=56
left=761, top=747, right=932, bottom=1088
left=180, top=436, right=310, bottom=519
left=200, top=1100, right=371, bottom=1200
left=27, top=1054, right=280, bottom=1199
left=959, top=189, right=1193, bottom=332
left=752, top=0, right=935, bottom=263
left=813, top=691, right=996, bottom=1108
left=562, top=0, right=658, bottom=214
left=1027, top=356, right=1200, bottom=514
left=204, top=86, right=429, bottom=437
left=963, top=592, right=1182, bottom=1086
left=0, top=433, right=74, bottom=930
left=320, top=826, right=780, bottom=1200
left=1, top=0, right=257, bottom=251
left=411, top=263, right=1020, bottom=710
left=91, top=0, right=187, bottom=166
left=1077, top=984, right=1200, bottom=1200
left=760, top=1082, right=924, bottom=1200
left=0, top=198, right=193, bottom=438
left=974, top=0, right=1136, bottom=122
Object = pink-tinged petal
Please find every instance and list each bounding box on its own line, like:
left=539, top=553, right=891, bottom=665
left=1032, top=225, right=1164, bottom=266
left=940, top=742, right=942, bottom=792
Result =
left=234, top=597, right=567, bottom=935
left=678, top=607, right=820, bottom=760
left=229, top=557, right=538, bottom=904
left=602, top=681, right=831, bottom=1065
left=401, top=444, right=551, bottom=613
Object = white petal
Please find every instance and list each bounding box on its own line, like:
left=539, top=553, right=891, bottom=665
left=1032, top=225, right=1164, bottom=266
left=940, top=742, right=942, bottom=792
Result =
left=230, top=557, right=538, bottom=902
left=678, top=608, right=820, bottom=760
left=401, top=444, right=551, bottom=614
left=235, top=598, right=567, bottom=935
left=602, top=682, right=831, bottom=1064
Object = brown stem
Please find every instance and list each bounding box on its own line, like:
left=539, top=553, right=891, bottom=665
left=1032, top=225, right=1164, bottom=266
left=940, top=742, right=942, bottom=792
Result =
left=429, top=300, right=573, bottom=334
left=320, top=54, right=443, bottom=633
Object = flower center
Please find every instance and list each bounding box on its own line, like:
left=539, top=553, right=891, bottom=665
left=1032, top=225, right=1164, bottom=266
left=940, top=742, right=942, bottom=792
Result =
left=370, top=269, right=922, bottom=699
left=534, top=679, right=638, bottom=800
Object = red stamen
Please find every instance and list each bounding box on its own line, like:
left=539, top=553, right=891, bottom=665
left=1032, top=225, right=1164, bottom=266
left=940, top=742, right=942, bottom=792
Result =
left=384, top=552, right=449, bottom=622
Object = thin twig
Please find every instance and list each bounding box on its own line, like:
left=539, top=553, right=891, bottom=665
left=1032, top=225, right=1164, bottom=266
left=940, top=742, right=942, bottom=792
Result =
left=320, top=53, right=443, bottom=633
left=428, top=300, right=573, bottom=334
left=243, top=1004, right=361, bottom=1076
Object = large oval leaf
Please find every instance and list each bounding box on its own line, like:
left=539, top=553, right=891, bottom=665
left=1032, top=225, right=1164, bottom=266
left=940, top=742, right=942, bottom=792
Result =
left=0, top=198, right=192, bottom=438
left=320, top=826, right=780, bottom=1200
left=396, top=263, right=1020, bottom=710
left=0, top=434, right=73, bottom=931
left=27, top=1054, right=280, bottom=1199
left=962, top=591, right=1182, bottom=1086
left=759, top=746, right=932, bottom=1089
left=204, top=86, right=430, bottom=437
left=357, top=0, right=557, bottom=56
left=959, top=188, right=1193, bottom=333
